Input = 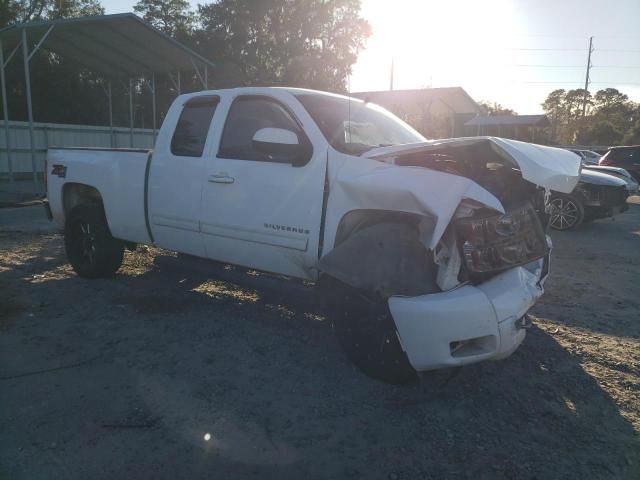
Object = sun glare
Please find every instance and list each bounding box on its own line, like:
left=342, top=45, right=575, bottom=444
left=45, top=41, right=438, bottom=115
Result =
left=353, top=0, right=522, bottom=102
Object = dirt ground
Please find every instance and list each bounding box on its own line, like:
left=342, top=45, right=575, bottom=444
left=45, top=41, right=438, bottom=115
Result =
left=1, top=201, right=639, bottom=480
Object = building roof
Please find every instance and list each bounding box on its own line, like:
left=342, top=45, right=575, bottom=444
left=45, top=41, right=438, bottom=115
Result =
left=0, top=13, right=215, bottom=77
left=352, top=87, right=482, bottom=115
left=465, top=114, right=550, bottom=127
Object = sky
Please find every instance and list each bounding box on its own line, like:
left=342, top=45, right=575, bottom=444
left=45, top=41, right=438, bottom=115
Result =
left=103, top=0, right=640, bottom=114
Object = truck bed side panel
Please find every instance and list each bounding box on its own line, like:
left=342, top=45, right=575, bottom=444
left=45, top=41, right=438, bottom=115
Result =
left=47, top=148, right=152, bottom=244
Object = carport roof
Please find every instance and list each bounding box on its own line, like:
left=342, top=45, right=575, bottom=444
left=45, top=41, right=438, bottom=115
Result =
left=0, top=13, right=215, bottom=77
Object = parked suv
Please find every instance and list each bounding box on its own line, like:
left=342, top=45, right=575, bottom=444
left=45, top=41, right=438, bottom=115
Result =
left=599, top=146, right=640, bottom=183
left=549, top=169, right=628, bottom=230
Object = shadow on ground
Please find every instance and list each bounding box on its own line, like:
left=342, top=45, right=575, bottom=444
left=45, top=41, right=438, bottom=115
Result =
left=0, top=225, right=639, bottom=479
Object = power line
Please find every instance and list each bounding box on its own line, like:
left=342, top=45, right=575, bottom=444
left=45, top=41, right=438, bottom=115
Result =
left=511, top=65, right=586, bottom=68
left=502, top=48, right=588, bottom=52
left=596, top=49, right=640, bottom=53
left=508, top=64, right=640, bottom=68
left=519, top=81, right=640, bottom=85
left=592, top=65, right=640, bottom=69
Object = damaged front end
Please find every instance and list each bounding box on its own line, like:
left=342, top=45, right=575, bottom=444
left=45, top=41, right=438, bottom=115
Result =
left=451, top=193, right=550, bottom=284
left=321, top=138, right=563, bottom=297
left=320, top=137, right=578, bottom=375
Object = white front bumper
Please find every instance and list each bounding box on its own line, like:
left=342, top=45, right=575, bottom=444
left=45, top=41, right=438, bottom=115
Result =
left=388, top=256, right=548, bottom=372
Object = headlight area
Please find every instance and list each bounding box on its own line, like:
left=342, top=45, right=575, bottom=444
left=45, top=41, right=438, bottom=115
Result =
left=456, top=202, right=549, bottom=278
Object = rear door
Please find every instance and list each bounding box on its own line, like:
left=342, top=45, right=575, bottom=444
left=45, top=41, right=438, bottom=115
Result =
left=148, top=95, right=219, bottom=256
left=200, top=94, right=327, bottom=280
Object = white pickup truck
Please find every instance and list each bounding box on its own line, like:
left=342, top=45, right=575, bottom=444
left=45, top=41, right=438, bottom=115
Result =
left=45, top=87, right=580, bottom=383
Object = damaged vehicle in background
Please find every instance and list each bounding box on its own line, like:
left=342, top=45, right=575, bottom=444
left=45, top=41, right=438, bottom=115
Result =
left=548, top=168, right=629, bottom=231
left=44, top=88, right=580, bottom=384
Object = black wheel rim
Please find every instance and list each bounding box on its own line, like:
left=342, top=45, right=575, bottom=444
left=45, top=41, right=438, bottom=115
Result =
left=549, top=198, right=579, bottom=230
left=71, top=220, right=97, bottom=266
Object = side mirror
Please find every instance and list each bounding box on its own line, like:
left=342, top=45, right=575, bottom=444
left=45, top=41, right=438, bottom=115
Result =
left=252, top=128, right=311, bottom=166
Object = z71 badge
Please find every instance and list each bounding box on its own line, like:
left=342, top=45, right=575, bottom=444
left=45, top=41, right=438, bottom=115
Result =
left=51, top=164, right=67, bottom=178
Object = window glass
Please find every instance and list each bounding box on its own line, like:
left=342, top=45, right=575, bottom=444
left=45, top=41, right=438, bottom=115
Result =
left=171, top=96, right=219, bottom=157
left=295, top=93, right=425, bottom=155
left=218, top=97, right=303, bottom=161
left=607, top=148, right=640, bottom=164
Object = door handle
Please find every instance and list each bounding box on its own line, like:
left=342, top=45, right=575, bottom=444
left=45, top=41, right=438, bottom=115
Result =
left=208, top=174, right=235, bottom=184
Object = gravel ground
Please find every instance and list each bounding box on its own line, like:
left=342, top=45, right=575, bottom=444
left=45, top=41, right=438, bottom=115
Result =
left=1, top=200, right=639, bottom=480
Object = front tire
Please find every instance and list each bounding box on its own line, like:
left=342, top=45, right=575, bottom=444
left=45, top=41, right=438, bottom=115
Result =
left=549, top=194, right=584, bottom=230
left=322, top=278, right=418, bottom=384
left=64, top=204, right=124, bottom=278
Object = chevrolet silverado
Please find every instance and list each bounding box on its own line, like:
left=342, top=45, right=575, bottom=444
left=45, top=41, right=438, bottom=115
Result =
left=45, top=87, right=581, bottom=383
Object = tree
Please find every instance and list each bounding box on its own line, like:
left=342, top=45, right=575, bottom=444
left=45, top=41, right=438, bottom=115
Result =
left=478, top=101, right=515, bottom=116
left=623, top=117, right=640, bottom=145
left=576, top=120, right=623, bottom=145
left=133, top=0, right=194, bottom=37
left=0, top=1, right=21, bottom=27
left=0, top=0, right=107, bottom=126
left=0, top=0, right=103, bottom=26
left=541, top=88, right=592, bottom=144
left=196, top=0, right=371, bottom=92
left=541, top=89, right=566, bottom=143
left=564, top=89, right=590, bottom=121
left=593, top=88, right=629, bottom=115
left=590, top=88, right=633, bottom=140
left=49, top=0, right=103, bottom=19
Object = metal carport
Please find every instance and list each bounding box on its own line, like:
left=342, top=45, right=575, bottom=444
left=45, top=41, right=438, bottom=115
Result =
left=0, top=13, right=216, bottom=189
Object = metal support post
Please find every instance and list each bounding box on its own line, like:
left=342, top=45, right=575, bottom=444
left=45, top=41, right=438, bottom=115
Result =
left=108, top=81, right=114, bottom=147
left=22, top=29, right=38, bottom=189
left=177, top=71, right=181, bottom=95
left=128, top=78, right=134, bottom=148
left=0, top=39, right=14, bottom=184
left=151, top=73, right=157, bottom=141
left=204, top=65, right=208, bottom=89
left=191, top=58, right=206, bottom=89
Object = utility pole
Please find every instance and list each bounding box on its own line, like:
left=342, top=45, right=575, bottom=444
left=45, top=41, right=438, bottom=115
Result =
left=581, top=36, right=594, bottom=118
left=389, top=56, right=394, bottom=91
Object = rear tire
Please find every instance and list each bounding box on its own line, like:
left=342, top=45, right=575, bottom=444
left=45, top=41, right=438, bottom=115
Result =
left=549, top=194, right=584, bottom=231
left=321, top=277, right=418, bottom=384
left=64, top=204, right=124, bottom=278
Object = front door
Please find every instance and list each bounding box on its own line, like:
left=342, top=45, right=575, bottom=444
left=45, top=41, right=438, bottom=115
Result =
left=148, top=95, right=219, bottom=256
left=201, top=94, right=327, bottom=280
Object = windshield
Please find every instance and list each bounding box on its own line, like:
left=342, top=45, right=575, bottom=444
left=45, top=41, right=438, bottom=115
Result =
left=295, top=93, right=426, bottom=155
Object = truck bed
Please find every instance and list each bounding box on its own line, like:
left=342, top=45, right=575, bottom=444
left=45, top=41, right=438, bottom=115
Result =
left=46, top=147, right=153, bottom=245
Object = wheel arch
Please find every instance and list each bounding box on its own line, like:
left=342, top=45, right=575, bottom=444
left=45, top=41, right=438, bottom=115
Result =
left=62, top=183, right=104, bottom=215
left=319, top=208, right=439, bottom=297
left=332, top=208, right=435, bottom=248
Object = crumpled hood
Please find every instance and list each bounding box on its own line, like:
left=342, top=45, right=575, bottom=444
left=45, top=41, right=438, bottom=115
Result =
left=325, top=155, right=505, bottom=251
left=363, top=137, right=581, bottom=194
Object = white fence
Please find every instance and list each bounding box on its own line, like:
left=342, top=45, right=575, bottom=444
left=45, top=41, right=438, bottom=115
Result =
left=0, top=120, right=155, bottom=186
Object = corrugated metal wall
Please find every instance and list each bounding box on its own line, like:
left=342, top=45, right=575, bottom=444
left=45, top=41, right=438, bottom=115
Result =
left=0, top=120, right=155, bottom=177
